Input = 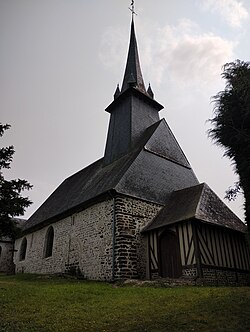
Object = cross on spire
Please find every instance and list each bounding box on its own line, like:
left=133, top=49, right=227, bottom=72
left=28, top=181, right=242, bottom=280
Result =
left=129, top=0, right=137, bottom=17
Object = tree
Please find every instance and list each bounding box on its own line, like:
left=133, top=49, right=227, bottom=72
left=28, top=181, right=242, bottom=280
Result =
left=209, top=60, right=250, bottom=234
left=0, top=123, right=32, bottom=238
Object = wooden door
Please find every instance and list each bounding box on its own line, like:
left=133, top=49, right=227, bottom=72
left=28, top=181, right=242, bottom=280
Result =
left=159, top=229, right=182, bottom=278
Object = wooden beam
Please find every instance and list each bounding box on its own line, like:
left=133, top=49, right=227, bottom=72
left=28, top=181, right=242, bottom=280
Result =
left=192, top=221, right=203, bottom=278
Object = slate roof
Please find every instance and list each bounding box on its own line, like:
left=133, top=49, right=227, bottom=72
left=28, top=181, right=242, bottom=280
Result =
left=23, top=119, right=199, bottom=232
left=121, top=18, right=146, bottom=94
left=143, top=183, right=246, bottom=233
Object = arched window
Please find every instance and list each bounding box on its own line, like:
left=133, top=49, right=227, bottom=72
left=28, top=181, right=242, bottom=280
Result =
left=44, top=226, right=54, bottom=258
left=19, top=237, right=27, bottom=261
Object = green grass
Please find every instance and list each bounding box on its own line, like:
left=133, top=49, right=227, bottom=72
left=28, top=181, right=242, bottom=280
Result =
left=0, top=274, right=249, bottom=332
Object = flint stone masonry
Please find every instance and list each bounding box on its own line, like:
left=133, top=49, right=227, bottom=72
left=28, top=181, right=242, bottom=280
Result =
left=14, top=199, right=114, bottom=280
left=182, top=268, right=197, bottom=278
left=202, top=268, right=250, bottom=286
left=14, top=194, right=162, bottom=280
left=0, top=239, right=14, bottom=273
left=150, top=268, right=198, bottom=280
left=114, top=195, right=162, bottom=280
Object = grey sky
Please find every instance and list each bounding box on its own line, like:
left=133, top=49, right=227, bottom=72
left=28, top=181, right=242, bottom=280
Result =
left=1, top=0, right=249, bottom=220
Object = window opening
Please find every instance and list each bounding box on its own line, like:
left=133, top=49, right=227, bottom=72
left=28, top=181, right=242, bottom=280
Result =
left=19, top=238, right=27, bottom=261
left=44, top=226, right=54, bottom=258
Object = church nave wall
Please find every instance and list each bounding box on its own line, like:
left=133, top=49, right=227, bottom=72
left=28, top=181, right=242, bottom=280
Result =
left=14, top=199, right=114, bottom=280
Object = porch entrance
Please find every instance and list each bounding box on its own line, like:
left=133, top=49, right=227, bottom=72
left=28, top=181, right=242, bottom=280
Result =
left=159, top=229, right=182, bottom=278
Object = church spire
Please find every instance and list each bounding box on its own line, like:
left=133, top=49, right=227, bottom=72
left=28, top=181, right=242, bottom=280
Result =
left=104, top=13, right=163, bottom=165
left=121, top=18, right=146, bottom=94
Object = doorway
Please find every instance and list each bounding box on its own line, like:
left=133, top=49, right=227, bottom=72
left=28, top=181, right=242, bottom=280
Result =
left=159, top=229, right=182, bottom=278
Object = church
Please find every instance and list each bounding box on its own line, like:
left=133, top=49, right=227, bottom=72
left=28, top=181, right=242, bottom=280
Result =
left=10, top=17, right=249, bottom=284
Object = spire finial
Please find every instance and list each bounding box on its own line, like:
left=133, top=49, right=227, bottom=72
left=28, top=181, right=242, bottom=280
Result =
left=114, top=83, right=121, bottom=99
left=147, top=82, right=154, bottom=99
left=121, top=10, right=146, bottom=93
left=129, top=0, right=137, bottom=17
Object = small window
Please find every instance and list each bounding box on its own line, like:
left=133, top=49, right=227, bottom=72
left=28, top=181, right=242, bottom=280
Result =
left=0, top=246, right=2, bottom=258
left=19, top=238, right=27, bottom=261
left=44, top=226, right=54, bottom=258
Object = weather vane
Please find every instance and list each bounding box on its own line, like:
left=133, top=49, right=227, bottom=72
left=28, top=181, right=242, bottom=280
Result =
left=129, top=0, right=137, bottom=17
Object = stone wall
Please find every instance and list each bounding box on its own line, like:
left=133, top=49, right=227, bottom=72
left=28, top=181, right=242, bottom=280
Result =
left=14, top=194, right=162, bottom=281
left=202, top=268, right=250, bottom=286
left=182, top=267, right=198, bottom=278
left=114, top=195, right=162, bottom=280
left=14, top=199, right=114, bottom=280
left=0, top=239, right=14, bottom=273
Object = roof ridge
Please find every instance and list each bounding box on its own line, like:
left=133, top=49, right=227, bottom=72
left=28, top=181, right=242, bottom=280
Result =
left=141, top=119, right=164, bottom=147
left=143, top=118, right=197, bottom=171
left=194, top=183, right=206, bottom=218
left=160, top=119, right=192, bottom=167
left=114, top=120, right=163, bottom=190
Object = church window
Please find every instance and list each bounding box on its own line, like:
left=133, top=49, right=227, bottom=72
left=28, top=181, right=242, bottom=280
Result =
left=19, top=237, right=27, bottom=261
left=44, top=226, right=54, bottom=258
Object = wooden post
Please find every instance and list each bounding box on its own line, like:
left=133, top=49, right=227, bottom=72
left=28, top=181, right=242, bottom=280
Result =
left=148, top=234, right=152, bottom=280
left=192, top=221, right=203, bottom=278
left=229, top=232, right=238, bottom=283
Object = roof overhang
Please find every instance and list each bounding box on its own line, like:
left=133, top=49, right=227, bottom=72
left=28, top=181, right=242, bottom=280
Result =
left=105, top=87, right=164, bottom=114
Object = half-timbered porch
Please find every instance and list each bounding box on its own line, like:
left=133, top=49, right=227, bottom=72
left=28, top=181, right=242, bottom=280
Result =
left=143, top=183, right=250, bottom=285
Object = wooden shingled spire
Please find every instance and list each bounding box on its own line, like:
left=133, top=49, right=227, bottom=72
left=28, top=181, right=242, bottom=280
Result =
left=121, top=18, right=146, bottom=94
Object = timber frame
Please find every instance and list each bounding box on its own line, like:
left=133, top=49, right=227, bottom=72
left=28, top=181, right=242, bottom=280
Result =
left=147, top=219, right=250, bottom=282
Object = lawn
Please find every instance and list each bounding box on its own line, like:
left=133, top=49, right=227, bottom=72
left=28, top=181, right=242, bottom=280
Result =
left=0, top=274, right=249, bottom=332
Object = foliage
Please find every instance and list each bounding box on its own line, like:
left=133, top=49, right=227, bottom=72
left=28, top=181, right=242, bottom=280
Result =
left=0, top=274, right=249, bottom=332
left=0, top=123, right=32, bottom=238
left=209, top=60, right=250, bottom=232
left=225, top=181, right=242, bottom=201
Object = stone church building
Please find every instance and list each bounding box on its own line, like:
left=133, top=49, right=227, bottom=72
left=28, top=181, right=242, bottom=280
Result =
left=9, top=18, right=250, bottom=284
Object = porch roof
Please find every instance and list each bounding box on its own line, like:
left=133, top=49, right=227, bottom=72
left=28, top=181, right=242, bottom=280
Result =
left=143, top=183, right=246, bottom=233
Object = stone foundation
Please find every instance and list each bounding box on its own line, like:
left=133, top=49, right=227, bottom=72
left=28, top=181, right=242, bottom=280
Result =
left=201, top=268, right=250, bottom=286
left=149, top=266, right=249, bottom=286
left=182, top=268, right=198, bottom=278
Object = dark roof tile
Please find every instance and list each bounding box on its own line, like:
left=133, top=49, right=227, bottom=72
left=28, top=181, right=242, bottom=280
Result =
left=143, top=183, right=246, bottom=233
left=23, top=119, right=198, bottom=231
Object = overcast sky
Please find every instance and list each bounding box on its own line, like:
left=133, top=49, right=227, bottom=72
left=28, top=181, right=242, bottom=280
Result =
left=1, top=0, right=249, bottom=221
